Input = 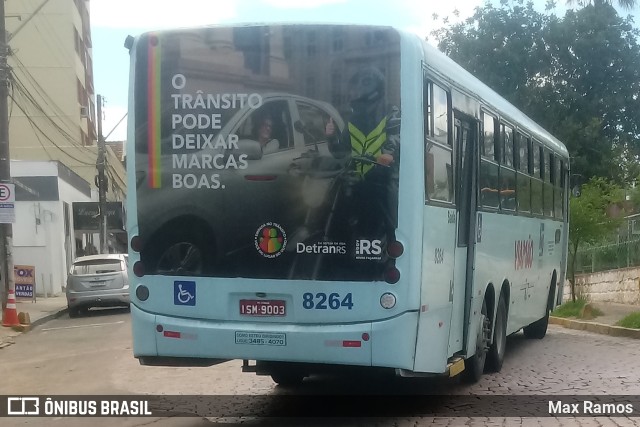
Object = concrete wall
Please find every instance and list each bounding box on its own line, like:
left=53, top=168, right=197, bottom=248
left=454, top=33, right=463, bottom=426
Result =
left=563, top=267, right=640, bottom=305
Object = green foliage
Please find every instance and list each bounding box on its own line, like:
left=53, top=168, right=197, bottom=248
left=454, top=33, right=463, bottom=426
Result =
left=567, top=177, right=624, bottom=299
left=569, top=0, right=638, bottom=8
left=569, top=178, right=624, bottom=248
left=552, top=299, right=604, bottom=318
left=616, top=312, right=640, bottom=328
left=432, top=0, right=640, bottom=184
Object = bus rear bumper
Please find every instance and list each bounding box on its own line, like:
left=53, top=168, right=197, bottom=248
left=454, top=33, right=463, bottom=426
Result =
left=131, top=304, right=418, bottom=370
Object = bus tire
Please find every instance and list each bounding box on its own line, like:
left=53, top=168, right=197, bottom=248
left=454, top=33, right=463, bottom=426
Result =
left=485, top=295, right=507, bottom=372
left=523, top=286, right=553, bottom=339
left=463, top=298, right=490, bottom=383
left=523, top=308, right=549, bottom=339
left=270, top=371, right=305, bottom=387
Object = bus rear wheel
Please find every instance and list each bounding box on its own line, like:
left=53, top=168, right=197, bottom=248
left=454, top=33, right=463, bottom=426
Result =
left=485, top=295, right=507, bottom=372
left=463, top=298, right=490, bottom=383
left=523, top=308, right=549, bottom=339
left=270, top=370, right=306, bottom=387
left=523, top=286, right=554, bottom=339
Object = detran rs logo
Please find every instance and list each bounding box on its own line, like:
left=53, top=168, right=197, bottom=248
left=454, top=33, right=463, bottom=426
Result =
left=255, top=222, right=287, bottom=258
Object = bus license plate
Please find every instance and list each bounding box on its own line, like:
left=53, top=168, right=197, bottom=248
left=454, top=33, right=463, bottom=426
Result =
left=235, top=331, right=286, bottom=346
left=239, top=299, right=286, bottom=316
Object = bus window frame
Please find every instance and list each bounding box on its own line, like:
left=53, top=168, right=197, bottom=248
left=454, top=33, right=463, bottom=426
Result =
left=424, top=76, right=454, bottom=207
left=479, top=109, right=500, bottom=212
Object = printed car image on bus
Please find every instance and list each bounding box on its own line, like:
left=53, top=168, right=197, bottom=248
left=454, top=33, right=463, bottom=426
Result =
left=127, top=24, right=569, bottom=386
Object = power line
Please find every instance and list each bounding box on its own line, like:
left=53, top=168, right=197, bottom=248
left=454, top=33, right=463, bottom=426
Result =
left=7, top=0, right=52, bottom=42
left=9, top=94, right=96, bottom=166
left=10, top=71, right=93, bottom=152
left=105, top=112, right=128, bottom=141
left=10, top=53, right=78, bottom=133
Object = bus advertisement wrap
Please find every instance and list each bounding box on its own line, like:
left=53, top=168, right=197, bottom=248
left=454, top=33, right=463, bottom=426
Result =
left=134, top=26, right=401, bottom=281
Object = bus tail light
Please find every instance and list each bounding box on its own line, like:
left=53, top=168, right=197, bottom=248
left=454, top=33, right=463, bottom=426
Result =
left=133, top=261, right=145, bottom=277
left=130, top=235, right=143, bottom=252
left=384, top=266, right=400, bottom=284
left=387, top=241, right=404, bottom=258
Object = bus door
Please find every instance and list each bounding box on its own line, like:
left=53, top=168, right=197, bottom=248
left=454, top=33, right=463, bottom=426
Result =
left=449, top=114, right=479, bottom=355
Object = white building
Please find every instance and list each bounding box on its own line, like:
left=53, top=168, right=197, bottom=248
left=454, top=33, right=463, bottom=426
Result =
left=11, top=160, right=94, bottom=296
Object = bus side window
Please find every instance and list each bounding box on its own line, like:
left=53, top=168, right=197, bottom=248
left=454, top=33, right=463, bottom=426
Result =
left=544, top=149, right=554, bottom=218
left=555, top=157, right=564, bottom=219
left=424, top=79, right=453, bottom=203
left=480, top=112, right=499, bottom=209
left=500, top=124, right=516, bottom=211
left=531, top=141, right=543, bottom=215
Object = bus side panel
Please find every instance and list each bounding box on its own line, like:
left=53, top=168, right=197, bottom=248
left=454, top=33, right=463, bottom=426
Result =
left=131, top=304, right=158, bottom=357
left=371, top=312, right=419, bottom=371
left=413, top=205, right=456, bottom=373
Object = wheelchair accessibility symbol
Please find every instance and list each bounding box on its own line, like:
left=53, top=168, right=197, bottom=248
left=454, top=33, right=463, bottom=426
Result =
left=174, top=281, right=196, bottom=306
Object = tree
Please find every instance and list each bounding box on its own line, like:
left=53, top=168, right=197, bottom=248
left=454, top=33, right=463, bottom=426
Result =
left=567, top=0, right=637, bottom=8
left=568, top=178, right=623, bottom=301
left=433, top=0, right=640, bottom=184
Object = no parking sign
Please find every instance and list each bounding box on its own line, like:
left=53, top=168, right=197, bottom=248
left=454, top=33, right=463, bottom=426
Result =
left=0, top=183, right=15, bottom=223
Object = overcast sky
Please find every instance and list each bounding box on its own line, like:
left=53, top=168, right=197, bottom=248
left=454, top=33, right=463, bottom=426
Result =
left=89, top=0, right=636, bottom=141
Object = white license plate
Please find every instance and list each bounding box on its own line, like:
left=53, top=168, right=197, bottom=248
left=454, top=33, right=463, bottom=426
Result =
left=235, top=331, right=286, bottom=346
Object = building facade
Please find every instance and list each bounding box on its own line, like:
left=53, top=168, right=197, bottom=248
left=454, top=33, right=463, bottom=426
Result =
left=11, top=160, right=94, bottom=296
left=4, top=0, right=127, bottom=296
left=5, top=0, right=126, bottom=200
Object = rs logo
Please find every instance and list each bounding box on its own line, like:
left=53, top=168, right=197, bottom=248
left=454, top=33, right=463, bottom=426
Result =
left=355, top=240, right=382, bottom=255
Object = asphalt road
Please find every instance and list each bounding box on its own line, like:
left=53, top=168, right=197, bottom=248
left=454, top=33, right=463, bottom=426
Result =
left=0, top=308, right=639, bottom=426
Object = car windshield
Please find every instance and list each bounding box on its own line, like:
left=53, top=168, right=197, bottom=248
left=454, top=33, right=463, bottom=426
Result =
left=72, top=259, right=123, bottom=275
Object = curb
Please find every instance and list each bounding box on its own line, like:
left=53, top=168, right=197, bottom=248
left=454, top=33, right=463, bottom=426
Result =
left=0, top=307, right=68, bottom=349
left=29, top=307, right=69, bottom=329
left=550, top=316, right=640, bottom=339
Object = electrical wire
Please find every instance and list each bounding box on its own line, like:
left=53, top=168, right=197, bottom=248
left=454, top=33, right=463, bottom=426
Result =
left=9, top=94, right=97, bottom=167
left=10, top=71, right=94, bottom=152
left=11, top=53, right=89, bottom=137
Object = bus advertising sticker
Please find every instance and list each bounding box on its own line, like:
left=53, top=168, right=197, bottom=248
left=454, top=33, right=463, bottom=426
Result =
left=254, top=222, right=287, bottom=258
left=174, top=281, right=196, bottom=306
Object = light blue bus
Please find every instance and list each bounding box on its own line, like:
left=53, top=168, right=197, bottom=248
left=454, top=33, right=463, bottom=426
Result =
left=127, top=23, right=569, bottom=385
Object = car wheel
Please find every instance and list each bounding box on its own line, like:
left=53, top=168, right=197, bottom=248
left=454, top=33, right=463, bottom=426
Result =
left=68, top=306, right=81, bottom=318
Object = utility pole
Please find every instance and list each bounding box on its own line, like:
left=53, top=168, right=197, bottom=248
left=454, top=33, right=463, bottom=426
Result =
left=96, top=95, right=108, bottom=254
left=0, top=0, right=15, bottom=310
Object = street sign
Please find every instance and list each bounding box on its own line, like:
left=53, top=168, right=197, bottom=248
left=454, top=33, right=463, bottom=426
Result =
left=14, top=265, right=36, bottom=300
left=0, top=183, right=16, bottom=223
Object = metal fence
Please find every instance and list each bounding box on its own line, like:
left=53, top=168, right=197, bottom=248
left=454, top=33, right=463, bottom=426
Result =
left=572, top=239, right=640, bottom=274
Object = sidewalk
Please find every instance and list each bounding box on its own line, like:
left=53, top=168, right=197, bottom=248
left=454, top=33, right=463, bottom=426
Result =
left=550, top=301, right=640, bottom=339
left=0, top=294, right=68, bottom=348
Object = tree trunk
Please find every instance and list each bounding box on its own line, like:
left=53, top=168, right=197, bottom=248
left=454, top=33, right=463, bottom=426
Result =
left=569, top=240, right=580, bottom=303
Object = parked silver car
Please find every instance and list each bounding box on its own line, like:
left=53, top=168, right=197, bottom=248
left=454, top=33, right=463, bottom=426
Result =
left=66, top=254, right=129, bottom=317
